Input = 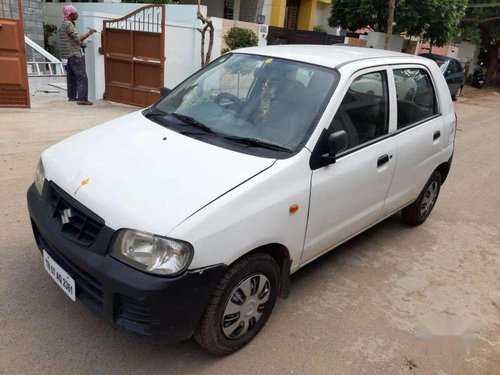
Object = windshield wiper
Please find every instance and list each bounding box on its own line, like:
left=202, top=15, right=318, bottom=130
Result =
left=144, top=111, right=215, bottom=135
left=143, top=111, right=170, bottom=126
left=221, top=135, right=292, bottom=152
left=144, top=109, right=166, bottom=117
left=169, top=113, right=216, bottom=134
left=145, top=112, right=291, bottom=153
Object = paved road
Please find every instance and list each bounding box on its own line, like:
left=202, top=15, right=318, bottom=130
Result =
left=1, top=90, right=499, bottom=374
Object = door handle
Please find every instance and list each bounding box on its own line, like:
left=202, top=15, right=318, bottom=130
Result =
left=433, top=131, right=441, bottom=140
left=377, top=154, right=390, bottom=167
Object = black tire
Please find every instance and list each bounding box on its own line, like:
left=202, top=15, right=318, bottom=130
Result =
left=402, top=171, right=442, bottom=226
left=194, top=253, right=280, bottom=355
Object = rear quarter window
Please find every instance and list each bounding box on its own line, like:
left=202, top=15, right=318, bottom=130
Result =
left=393, top=68, right=438, bottom=130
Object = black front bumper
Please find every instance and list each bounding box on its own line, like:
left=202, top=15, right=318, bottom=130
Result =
left=27, top=183, right=226, bottom=342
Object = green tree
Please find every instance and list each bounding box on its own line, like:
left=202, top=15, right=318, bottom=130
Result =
left=461, top=1, right=500, bottom=81
left=406, top=0, right=467, bottom=47
left=329, top=0, right=467, bottom=47
left=329, top=0, right=389, bottom=32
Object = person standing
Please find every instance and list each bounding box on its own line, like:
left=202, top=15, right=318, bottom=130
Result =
left=60, top=5, right=95, bottom=105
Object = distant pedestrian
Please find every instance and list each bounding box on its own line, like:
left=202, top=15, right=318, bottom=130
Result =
left=60, top=5, right=95, bottom=105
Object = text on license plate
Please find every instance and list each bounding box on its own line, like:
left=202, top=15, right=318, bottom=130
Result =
left=43, top=250, right=76, bottom=301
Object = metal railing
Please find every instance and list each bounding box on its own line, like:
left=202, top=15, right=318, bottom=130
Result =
left=24, top=35, right=66, bottom=76
left=27, top=61, right=66, bottom=76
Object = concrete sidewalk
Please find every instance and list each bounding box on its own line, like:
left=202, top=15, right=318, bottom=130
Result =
left=29, top=76, right=68, bottom=102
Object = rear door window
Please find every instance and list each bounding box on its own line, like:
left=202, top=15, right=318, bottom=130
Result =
left=393, top=68, right=438, bottom=129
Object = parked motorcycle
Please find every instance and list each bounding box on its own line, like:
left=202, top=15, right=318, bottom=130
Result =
left=473, top=62, right=485, bottom=88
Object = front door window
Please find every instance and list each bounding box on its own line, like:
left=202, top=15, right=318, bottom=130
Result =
left=329, top=70, right=389, bottom=151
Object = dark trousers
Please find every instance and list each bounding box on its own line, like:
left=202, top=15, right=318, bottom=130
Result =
left=67, top=56, right=88, bottom=101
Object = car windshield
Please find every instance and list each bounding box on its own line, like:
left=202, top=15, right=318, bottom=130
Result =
left=148, top=53, right=336, bottom=155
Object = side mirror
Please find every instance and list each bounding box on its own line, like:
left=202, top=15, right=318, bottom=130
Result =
left=323, top=130, right=348, bottom=164
left=160, top=87, right=171, bottom=97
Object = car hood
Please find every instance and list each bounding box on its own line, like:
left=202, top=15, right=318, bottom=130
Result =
left=42, top=111, right=275, bottom=235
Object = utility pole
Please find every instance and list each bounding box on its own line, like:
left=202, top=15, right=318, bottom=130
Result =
left=384, top=0, right=396, bottom=50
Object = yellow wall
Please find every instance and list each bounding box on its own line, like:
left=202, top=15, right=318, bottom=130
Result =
left=297, top=0, right=317, bottom=31
left=270, top=0, right=287, bottom=28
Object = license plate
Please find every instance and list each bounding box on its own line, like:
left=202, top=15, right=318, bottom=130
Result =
left=43, top=250, right=76, bottom=301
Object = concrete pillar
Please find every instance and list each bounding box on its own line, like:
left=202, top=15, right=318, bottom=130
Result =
left=233, top=0, right=240, bottom=20
left=270, top=0, right=286, bottom=27
left=297, top=0, right=317, bottom=31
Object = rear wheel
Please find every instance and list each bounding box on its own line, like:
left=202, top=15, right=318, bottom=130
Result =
left=402, top=171, right=442, bottom=226
left=194, top=253, right=280, bottom=355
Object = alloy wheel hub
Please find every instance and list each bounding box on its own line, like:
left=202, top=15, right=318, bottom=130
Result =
left=221, top=274, right=271, bottom=340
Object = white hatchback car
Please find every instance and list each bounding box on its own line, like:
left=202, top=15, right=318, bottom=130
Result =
left=28, top=45, right=455, bottom=355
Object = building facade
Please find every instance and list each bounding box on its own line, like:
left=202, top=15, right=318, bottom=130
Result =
left=22, top=0, right=44, bottom=46
left=269, top=0, right=332, bottom=31
left=38, top=0, right=333, bottom=32
left=177, top=0, right=333, bottom=31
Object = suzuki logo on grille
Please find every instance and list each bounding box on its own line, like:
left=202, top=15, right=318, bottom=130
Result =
left=60, top=208, right=74, bottom=225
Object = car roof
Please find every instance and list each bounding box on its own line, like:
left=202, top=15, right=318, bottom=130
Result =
left=419, top=53, right=456, bottom=62
left=235, top=44, right=423, bottom=69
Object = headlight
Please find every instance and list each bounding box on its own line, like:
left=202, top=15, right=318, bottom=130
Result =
left=34, top=158, right=45, bottom=195
left=111, top=229, right=193, bottom=276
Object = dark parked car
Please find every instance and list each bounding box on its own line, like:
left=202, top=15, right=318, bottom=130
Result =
left=420, top=53, right=464, bottom=101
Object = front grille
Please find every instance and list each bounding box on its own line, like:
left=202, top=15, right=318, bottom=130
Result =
left=116, top=295, right=151, bottom=331
left=46, top=183, right=104, bottom=247
left=35, top=229, right=104, bottom=314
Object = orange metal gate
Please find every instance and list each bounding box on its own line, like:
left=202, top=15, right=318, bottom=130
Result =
left=0, top=0, right=30, bottom=108
left=102, top=5, right=165, bottom=107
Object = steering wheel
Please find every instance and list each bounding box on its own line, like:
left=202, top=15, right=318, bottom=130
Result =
left=214, top=92, right=241, bottom=106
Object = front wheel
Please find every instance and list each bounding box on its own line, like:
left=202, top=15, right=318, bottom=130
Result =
left=194, top=253, right=280, bottom=355
left=402, top=171, right=442, bottom=226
